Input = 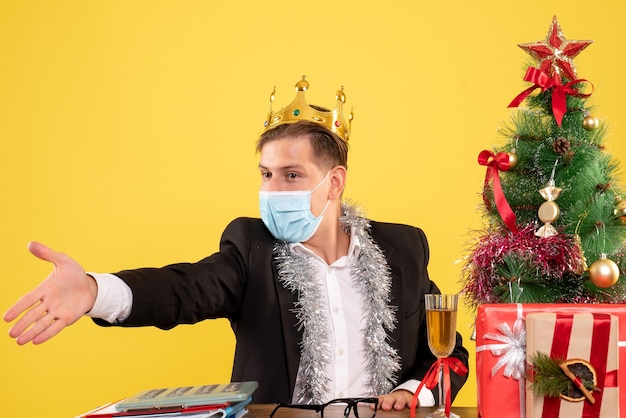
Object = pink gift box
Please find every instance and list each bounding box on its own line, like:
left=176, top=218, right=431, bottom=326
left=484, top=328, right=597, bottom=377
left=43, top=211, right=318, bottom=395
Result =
left=475, top=303, right=626, bottom=418
left=525, top=312, right=618, bottom=418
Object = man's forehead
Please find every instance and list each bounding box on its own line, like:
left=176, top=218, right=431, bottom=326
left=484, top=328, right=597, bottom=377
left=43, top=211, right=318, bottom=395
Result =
left=258, top=136, right=323, bottom=171
left=260, top=136, right=312, bottom=157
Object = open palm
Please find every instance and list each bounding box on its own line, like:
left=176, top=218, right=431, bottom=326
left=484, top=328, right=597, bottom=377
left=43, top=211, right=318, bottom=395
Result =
left=4, top=242, right=97, bottom=345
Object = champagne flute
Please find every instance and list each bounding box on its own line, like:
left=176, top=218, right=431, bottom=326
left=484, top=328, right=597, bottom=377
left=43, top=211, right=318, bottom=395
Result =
left=425, top=294, right=459, bottom=418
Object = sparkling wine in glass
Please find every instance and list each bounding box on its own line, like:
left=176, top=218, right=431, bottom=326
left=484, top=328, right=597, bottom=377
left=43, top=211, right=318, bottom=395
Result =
left=425, top=293, right=459, bottom=418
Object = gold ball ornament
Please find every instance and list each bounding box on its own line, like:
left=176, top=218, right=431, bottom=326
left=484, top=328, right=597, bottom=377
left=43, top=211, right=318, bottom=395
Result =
left=582, top=115, right=599, bottom=131
left=589, top=255, right=620, bottom=288
left=507, top=151, right=518, bottom=169
left=614, top=198, right=626, bottom=222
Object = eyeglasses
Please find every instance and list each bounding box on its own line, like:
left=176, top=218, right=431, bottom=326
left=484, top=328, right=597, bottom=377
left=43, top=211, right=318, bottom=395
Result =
left=270, top=398, right=378, bottom=418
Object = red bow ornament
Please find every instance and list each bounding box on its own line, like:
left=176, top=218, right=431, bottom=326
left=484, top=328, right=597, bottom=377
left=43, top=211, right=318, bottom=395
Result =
left=478, top=150, right=518, bottom=233
left=410, top=357, right=468, bottom=418
left=508, top=67, right=593, bottom=127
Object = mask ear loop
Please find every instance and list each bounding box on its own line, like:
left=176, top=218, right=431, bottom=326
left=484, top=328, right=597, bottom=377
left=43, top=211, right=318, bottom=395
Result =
left=311, top=171, right=333, bottom=218
left=311, top=170, right=332, bottom=193
left=316, top=199, right=332, bottom=218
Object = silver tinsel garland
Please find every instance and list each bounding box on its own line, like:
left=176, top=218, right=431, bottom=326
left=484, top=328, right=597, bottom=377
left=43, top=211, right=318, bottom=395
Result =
left=274, top=202, right=400, bottom=404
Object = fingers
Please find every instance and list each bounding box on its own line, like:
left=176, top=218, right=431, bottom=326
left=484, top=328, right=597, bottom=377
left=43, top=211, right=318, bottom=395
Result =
left=377, top=395, right=397, bottom=411
left=376, top=391, right=414, bottom=411
left=7, top=296, right=71, bottom=345
left=27, top=241, right=66, bottom=266
left=32, top=317, right=67, bottom=345
left=15, top=309, right=56, bottom=345
left=4, top=288, right=44, bottom=323
left=6, top=298, right=47, bottom=338
left=14, top=312, right=66, bottom=345
left=5, top=241, right=70, bottom=323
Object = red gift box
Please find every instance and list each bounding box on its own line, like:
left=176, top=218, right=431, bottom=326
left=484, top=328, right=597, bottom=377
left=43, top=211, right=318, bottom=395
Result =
left=525, top=312, right=619, bottom=418
left=475, top=304, right=626, bottom=418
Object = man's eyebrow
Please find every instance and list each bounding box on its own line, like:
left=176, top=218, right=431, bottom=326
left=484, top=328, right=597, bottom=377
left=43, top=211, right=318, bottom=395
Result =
left=258, top=164, right=306, bottom=171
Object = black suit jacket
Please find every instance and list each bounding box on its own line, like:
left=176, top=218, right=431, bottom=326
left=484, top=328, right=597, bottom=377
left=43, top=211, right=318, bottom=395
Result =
left=97, top=217, right=469, bottom=404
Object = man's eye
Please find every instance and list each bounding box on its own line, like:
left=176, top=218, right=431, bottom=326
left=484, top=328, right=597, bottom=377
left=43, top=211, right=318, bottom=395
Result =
left=287, top=173, right=298, bottom=179
left=261, top=172, right=272, bottom=179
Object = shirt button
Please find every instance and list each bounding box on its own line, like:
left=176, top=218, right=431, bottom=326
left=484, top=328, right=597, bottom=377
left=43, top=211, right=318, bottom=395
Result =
left=333, top=307, right=340, bottom=314
left=338, top=349, right=344, bottom=356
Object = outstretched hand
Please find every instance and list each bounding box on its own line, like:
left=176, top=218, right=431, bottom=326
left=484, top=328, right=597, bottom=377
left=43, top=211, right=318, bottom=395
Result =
left=4, top=241, right=98, bottom=345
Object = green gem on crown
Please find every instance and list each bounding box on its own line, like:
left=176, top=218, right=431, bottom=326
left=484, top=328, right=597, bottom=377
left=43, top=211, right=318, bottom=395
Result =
left=293, top=109, right=300, bottom=116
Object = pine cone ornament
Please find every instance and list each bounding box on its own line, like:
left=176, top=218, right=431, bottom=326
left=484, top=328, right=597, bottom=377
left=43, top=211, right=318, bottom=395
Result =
left=553, top=138, right=571, bottom=155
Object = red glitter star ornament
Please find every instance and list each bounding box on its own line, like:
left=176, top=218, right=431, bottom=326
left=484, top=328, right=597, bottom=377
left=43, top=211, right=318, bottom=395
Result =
left=518, top=16, right=592, bottom=81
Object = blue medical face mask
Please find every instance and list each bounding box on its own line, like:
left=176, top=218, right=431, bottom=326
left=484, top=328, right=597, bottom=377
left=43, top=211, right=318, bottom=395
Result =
left=259, top=172, right=331, bottom=242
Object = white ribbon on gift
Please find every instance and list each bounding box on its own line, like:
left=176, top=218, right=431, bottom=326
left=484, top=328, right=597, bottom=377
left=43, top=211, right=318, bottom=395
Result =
left=480, top=317, right=526, bottom=379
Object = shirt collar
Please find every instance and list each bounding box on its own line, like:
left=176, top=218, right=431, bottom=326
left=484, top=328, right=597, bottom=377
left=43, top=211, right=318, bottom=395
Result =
left=290, top=226, right=361, bottom=267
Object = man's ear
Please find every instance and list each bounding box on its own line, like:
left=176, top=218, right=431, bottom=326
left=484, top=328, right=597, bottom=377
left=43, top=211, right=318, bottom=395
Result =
left=328, top=165, right=347, bottom=199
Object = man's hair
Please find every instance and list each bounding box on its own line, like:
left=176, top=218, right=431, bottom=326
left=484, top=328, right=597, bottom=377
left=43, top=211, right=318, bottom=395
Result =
left=256, top=120, right=349, bottom=170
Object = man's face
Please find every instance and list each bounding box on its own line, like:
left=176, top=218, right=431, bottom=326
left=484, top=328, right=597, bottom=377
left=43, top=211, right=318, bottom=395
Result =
left=258, top=135, right=330, bottom=216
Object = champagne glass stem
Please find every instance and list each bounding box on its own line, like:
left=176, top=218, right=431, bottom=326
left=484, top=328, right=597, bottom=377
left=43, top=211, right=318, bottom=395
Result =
left=438, top=363, right=445, bottom=412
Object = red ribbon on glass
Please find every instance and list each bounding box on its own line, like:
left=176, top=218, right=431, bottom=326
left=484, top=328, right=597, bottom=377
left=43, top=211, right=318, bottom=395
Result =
left=541, top=313, right=616, bottom=418
left=478, top=150, right=518, bottom=233
left=508, top=67, right=593, bottom=127
left=409, top=357, right=468, bottom=418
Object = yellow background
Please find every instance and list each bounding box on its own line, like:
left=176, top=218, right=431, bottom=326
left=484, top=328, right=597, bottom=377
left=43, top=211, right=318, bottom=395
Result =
left=2, top=1, right=625, bottom=416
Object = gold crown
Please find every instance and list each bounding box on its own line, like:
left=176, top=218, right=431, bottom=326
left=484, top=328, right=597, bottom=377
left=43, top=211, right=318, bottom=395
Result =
left=263, top=76, right=354, bottom=142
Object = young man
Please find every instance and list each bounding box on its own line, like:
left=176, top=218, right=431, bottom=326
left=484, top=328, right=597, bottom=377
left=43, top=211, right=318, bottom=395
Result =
left=4, top=78, right=468, bottom=410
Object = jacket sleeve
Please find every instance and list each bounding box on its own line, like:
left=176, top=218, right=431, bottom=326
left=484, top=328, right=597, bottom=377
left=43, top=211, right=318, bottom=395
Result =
left=95, top=217, right=259, bottom=329
left=371, top=221, right=469, bottom=402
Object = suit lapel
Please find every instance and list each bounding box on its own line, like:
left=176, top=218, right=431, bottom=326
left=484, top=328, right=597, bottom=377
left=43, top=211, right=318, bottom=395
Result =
left=272, top=255, right=303, bottom=399
left=369, top=225, right=405, bottom=357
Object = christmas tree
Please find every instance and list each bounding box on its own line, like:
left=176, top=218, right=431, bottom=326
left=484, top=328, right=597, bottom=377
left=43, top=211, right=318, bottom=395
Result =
left=462, top=16, right=626, bottom=309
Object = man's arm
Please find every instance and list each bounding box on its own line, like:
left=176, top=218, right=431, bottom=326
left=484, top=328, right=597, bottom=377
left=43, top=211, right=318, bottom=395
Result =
left=4, top=241, right=98, bottom=345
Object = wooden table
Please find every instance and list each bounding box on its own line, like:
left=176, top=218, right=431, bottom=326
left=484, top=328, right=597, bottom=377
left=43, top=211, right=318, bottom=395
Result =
left=246, top=403, right=477, bottom=418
